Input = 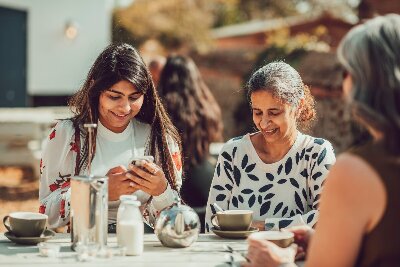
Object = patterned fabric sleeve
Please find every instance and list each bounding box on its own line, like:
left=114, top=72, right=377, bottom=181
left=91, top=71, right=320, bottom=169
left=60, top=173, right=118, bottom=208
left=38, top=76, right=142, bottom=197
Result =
left=204, top=143, right=236, bottom=232
left=264, top=139, right=336, bottom=230
left=39, top=120, right=77, bottom=229
left=143, top=135, right=183, bottom=227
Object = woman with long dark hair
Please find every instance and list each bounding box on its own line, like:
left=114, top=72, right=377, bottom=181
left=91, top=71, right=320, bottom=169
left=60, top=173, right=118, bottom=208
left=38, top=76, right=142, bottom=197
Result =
left=39, top=43, right=183, bottom=231
left=158, top=55, right=223, bottom=232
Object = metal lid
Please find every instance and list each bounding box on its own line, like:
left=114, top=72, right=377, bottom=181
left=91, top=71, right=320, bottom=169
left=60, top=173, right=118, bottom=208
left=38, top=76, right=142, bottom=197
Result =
left=119, top=195, right=138, bottom=201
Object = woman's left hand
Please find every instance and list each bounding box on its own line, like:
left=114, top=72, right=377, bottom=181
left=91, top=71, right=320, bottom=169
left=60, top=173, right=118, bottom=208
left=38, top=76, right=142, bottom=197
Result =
left=242, top=238, right=297, bottom=267
left=127, top=161, right=168, bottom=196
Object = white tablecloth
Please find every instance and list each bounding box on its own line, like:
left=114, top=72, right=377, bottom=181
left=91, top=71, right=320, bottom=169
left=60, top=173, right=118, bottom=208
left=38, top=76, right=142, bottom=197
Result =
left=0, top=233, right=247, bottom=267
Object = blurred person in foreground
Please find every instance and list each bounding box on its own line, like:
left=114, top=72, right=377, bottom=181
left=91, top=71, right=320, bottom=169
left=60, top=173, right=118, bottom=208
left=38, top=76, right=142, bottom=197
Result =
left=158, top=55, right=224, bottom=232
left=244, top=14, right=400, bottom=267
left=39, top=43, right=183, bottom=232
left=205, top=61, right=336, bottom=233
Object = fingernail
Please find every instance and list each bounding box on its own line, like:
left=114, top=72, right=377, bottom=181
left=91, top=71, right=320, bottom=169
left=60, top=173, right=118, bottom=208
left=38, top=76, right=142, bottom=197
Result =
left=126, top=173, right=133, bottom=178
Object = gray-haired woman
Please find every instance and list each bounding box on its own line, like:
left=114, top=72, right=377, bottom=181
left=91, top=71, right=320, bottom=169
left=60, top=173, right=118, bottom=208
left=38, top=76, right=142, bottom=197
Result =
left=244, top=14, right=400, bottom=267
left=205, top=61, right=336, bottom=233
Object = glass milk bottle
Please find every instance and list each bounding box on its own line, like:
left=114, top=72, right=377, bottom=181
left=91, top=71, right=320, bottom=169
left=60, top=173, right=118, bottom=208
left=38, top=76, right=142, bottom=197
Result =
left=117, top=196, right=144, bottom=256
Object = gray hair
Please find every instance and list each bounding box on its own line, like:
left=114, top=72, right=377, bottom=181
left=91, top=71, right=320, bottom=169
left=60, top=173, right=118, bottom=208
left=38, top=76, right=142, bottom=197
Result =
left=337, top=14, right=400, bottom=152
left=247, top=61, right=305, bottom=107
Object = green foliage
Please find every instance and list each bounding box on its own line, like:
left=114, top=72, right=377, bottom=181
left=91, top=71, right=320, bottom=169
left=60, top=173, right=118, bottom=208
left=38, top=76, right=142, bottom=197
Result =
left=113, top=0, right=213, bottom=52
left=212, top=0, right=302, bottom=27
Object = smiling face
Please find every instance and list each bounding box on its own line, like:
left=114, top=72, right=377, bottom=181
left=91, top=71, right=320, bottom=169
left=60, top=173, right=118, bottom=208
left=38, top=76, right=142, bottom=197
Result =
left=251, top=90, right=299, bottom=144
left=98, top=80, right=144, bottom=133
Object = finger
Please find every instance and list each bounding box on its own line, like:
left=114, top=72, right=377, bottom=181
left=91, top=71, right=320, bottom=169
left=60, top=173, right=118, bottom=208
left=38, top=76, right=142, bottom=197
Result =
left=287, top=225, right=312, bottom=234
left=128, top=164, right=153, bottom=181
left=107, top=165, right=128, bottom=175
left=126, top=174, right=151, bottom=191
left=110, top=172, right=132, bottom=182
left=126, top=172, right=152, bottom=187
left=141, top=161, right=160, bottom=175
left=248, top=238, right=271, bottom=247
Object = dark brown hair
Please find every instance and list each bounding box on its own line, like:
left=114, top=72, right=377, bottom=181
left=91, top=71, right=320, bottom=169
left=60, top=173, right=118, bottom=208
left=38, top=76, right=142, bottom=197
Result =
left=68, top=43, right=182, bottom=190
left=158, top=55, right=223, bottom=169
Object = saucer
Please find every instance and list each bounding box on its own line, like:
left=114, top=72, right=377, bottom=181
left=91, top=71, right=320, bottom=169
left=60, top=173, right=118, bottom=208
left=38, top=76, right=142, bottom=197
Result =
left=211, top=227, right=259, bottom=239
left=4, top=229, right=56, bottom=245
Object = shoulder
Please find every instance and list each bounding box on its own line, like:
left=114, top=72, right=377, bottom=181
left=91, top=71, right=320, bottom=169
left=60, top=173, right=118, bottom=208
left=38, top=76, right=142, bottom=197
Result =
left=330, top=153, right=381, bottom=186
left=300, top=134, right=335, bottom=152
left=322, top=152, right=385, bottom=221
left=324, top=152, right=385, bottom=206
left=48, top=119, right=75, bottom=139
left=214, top=134, right=253, bottom=163
left=223, top=134, right=249, bottom=150
left=298, top=133, right=336, bottom=160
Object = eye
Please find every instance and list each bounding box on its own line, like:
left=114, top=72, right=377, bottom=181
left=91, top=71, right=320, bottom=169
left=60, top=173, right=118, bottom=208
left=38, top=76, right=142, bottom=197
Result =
left=253, top=110, right=262, bottom=116
left=107, top=95, right=120, bottom=101
left=269, top=110, right=281, bottom=116
left=128, top=95, right=142, bottom=102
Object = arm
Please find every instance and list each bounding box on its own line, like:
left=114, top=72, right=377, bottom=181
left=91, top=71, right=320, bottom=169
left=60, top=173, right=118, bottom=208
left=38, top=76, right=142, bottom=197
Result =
left=140, top=135, right=183, bottom=226
left=204, top=144, right=235, bottom=232
left=306, top=153, right=386, bottom=267
left=39, top=121, right=76, bottom=229
left=261, top=141, right=336, bottom=231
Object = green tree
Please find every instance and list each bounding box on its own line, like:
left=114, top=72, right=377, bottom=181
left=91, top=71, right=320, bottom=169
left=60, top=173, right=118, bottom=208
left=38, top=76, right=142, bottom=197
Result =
left=113, top=0, right=214, bottom=52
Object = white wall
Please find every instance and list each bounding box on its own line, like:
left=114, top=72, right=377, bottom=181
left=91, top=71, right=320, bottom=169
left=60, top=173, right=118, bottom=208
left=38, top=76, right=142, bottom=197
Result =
left=0, top=0, right=114, bottom=95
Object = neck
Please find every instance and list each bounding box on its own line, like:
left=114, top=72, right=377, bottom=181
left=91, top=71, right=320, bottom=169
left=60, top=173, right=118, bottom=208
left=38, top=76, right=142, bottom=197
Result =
left=261, top=131, right=297, bottom=156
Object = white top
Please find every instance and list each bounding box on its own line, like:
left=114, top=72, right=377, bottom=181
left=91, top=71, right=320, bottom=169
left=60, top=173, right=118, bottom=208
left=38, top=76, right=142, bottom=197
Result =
left=205, top=132, right=336, bottom=232
left=39, top=119, right=182, bottom=228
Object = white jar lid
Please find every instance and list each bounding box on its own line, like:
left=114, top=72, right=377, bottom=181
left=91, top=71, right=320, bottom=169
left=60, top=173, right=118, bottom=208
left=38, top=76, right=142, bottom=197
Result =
left=119, top=195, right=138, bottom=201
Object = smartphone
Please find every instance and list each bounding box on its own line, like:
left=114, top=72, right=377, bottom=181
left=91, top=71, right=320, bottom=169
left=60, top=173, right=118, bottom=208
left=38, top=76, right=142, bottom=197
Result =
left=130, top=156, right=154, bottom=167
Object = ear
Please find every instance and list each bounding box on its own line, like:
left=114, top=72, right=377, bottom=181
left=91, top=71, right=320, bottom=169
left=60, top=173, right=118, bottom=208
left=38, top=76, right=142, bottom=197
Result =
left=295, top=98, right=305, bottom=119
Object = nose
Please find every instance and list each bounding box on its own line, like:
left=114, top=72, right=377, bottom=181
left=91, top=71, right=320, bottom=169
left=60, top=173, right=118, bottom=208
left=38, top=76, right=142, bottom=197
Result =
left=259, top=116, right=270, bottom=129
left=119, top=98, right=131, bottom=113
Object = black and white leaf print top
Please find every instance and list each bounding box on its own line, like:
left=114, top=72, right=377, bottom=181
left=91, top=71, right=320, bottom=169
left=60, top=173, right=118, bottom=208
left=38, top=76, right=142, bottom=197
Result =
left=205, top=131, right=336, bottom=232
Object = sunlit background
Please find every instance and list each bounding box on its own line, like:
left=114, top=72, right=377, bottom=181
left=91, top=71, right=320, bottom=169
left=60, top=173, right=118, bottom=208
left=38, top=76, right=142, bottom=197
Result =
left=0, top=0, right=399, bottom=231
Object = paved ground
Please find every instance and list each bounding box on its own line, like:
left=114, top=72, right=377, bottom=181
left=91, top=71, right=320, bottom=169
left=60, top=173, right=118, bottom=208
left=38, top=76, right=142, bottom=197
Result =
left=0, top=167, right=39, bottom=232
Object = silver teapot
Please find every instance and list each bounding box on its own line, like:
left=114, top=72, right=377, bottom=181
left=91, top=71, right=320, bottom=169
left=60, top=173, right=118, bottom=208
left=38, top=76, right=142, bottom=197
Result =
left=154, top=197, right=200, bottom=248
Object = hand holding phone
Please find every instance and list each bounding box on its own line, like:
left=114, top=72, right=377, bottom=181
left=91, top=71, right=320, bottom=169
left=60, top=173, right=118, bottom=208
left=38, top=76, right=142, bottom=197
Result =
left=130, top=156, right=154, bottom=167
left=127, top=155, right=167, bottom=196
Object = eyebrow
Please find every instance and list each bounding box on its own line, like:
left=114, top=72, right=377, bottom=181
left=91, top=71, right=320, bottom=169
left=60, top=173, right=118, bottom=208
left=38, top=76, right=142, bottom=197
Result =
left=252, top=107, right=281, bottom=111
left=107, top=89, right=142, bottom=96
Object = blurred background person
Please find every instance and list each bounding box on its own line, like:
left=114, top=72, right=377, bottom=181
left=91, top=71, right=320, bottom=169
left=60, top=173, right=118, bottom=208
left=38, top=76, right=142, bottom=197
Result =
left=158, top=55, right=224, bottom=232
left=244, top=13, right=400, bottom=267
left=148, top=56, right=166, bottom=87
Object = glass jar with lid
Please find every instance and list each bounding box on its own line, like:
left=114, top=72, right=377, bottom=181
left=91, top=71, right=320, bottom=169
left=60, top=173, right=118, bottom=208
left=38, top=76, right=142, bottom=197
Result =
left=116, top=195, right=143, bottom=256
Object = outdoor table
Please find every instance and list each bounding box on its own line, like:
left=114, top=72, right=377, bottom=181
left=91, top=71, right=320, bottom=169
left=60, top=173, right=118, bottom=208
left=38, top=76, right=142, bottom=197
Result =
left=0, top=233, right=248, bottom=266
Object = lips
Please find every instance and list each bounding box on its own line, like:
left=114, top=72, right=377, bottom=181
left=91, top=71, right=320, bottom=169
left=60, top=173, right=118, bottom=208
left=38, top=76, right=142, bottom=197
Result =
left=111, top=111, right=130, bottom=120
left=263, top=128, right=278, bottom=135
